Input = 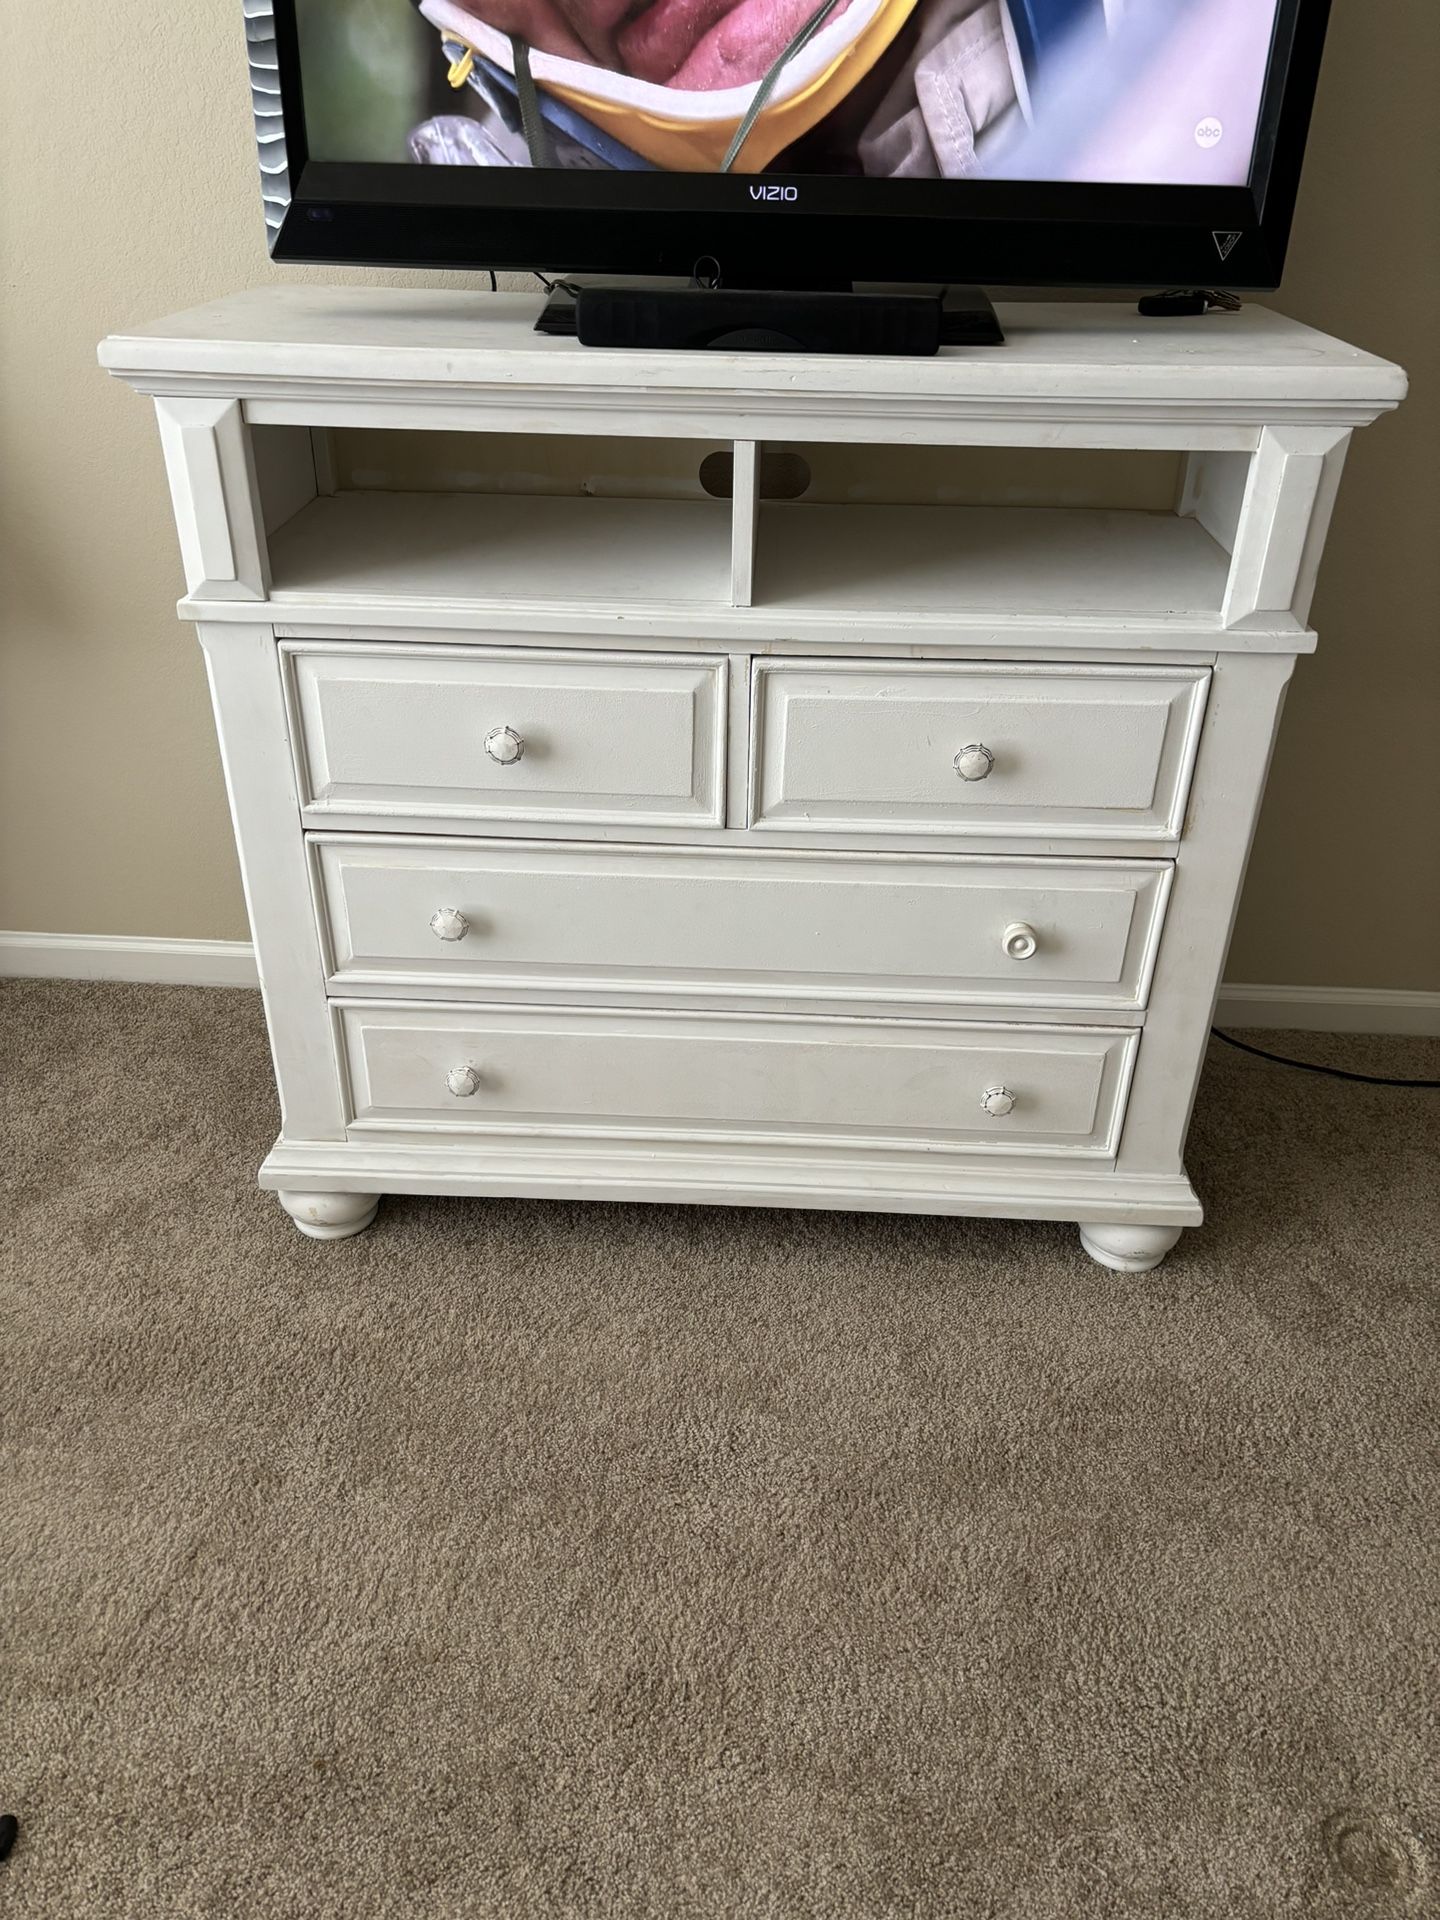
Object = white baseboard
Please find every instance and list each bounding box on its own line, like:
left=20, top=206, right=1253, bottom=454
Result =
left=2, top=935, right=1436, bottom=1035
left=1213, top=983, right=1440, bottom=1036
left=0, top=931, right=259, bottom=989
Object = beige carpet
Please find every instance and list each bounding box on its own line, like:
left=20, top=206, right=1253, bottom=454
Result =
left=2, top=979, right=1437, bottom=1919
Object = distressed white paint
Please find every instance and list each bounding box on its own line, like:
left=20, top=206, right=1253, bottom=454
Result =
left=99, top=291, right=1405, bottom=1266
left=731, top=438, right=759, bottom=609
left=311, top=836, right=1172, bottom=1014
left=276, top=1189, right=379, bottom=1240
left=1221, top=425, right=1350, bottom=626
left=195, top=623, right=348, bottom=1141
left=154, top=395, right=269, bottom=599
left=252, top=423, right=319, bottom=535
left=755, top=501, right=1232, bottom=619
left=1079, top=1221, right=1182, bottom=1273
left=98, top=291, right=1405, bottom=426
left=243, top=605, right=1314, bottom=652
left=284, top=641, right=728, bottom=830
left=268, top=490, right=735, bottom=611
left=1176, top=448, right=1250, bottom=554
left=1114, top=650, right=1299, bottom=1174
left=338, top=1004, right=1140, bottom=1159
left=262, top=489, right=1238, bottom=625
left=749, top=661, right=1209, bottom=842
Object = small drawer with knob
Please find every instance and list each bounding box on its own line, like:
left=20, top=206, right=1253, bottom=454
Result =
left=283, top=641, right=727, bottom=831
left=337, top=1004, right=1139, bottom=1160
left=748, top=660, right=1209, bottom=843
left=311, top=834, right=1172, bottom=1013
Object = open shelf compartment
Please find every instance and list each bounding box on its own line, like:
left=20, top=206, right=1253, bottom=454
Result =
left=736, top=441, right=1231, bottom=623
left=252, top=425, right=735, bottom=611
left=244, top=424, right=1285, bottom=632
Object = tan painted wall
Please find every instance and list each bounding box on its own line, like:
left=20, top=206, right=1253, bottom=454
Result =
left=2, top=2, right=1436, bottom=987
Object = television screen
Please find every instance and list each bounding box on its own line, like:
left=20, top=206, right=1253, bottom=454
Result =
left=260, top=0, right=1328, bottom=289
left=296, top=0, right=1282, bottom=186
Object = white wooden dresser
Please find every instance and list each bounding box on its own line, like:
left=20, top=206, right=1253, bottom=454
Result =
left=100, top=292, right=1404, bottom=1269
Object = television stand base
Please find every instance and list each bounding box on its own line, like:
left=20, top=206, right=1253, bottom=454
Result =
left=537, top=283, right=1003, bottom=355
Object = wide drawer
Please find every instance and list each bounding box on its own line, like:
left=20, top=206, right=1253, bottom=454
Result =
left=749, top=661, right=1209, bottom=842
left=338, top=1005, right=1138, bottom=1158
left=284, top=642, right=726, bottom=829
left=314, top=836, right=1171, bottom=1013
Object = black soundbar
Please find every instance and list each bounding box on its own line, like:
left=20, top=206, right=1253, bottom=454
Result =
left=561, top=284, right=1003, bottom=356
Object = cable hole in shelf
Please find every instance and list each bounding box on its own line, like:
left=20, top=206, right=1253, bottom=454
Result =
left=698, top=449, right=811, bottom=501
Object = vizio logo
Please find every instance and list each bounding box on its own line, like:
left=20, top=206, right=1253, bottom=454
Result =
left=748, top=184, right=799, bottom=202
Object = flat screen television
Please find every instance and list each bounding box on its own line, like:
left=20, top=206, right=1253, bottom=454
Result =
left=252, top=0, right=1330, bottom=292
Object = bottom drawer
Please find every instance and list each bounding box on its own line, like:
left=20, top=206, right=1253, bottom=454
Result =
left=339, top=1006, right=1138, bottom=1159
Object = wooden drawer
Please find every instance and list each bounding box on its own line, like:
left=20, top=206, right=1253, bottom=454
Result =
left=284, top=641, right=726, bottom=829
left=314, top=836, right=1171, bottom=1014
left=749, top=661, right=1208, bottom=842
left=338, top=1005, right=1138, bottom=1158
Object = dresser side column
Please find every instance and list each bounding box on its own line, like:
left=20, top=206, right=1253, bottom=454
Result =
left=1221, top=424, right=1350, bottom=627
left=1116, top=648, right=1296, bottom=1181
left=155, top=396, right=270, bottom=601
left=195, top=621, right=347, bottom=1142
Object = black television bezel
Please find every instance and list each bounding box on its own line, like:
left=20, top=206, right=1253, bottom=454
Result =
left=266, top=0, right=1330, bottom=291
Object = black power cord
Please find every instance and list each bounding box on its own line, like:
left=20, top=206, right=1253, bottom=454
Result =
left=1211, top=1028, right=1440, bottom=1088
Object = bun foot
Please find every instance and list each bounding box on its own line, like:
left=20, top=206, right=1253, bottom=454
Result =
left=1079, top=1221, right=1183, bottom=1273
left=277, top=1190, right=380, bottom=1241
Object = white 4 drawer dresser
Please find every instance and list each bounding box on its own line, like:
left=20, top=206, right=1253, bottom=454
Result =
left=100, top=292, right=1404, bottom=1269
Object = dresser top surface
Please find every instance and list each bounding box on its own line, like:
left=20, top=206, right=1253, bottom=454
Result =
left=99, top=288, right=1405, bottom=416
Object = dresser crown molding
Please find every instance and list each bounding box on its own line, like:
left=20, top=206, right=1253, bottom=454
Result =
left=100, top=289, right=1404, bottom=424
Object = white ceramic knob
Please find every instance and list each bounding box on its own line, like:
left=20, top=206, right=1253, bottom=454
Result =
left=429, top=907, right=470, bottom=943
left=1002, top=922, right=1038, bottom=961
left=981, top=1085, right=1016, bottom=1118
left=484, top=725, right=525, bottom=766
left=954, top=743, right=995, bottom=782
left=445, top=1065, right=482, bottom=1099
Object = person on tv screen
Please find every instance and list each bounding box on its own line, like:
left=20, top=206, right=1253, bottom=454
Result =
left=299, top=0, right=1277, bottom=185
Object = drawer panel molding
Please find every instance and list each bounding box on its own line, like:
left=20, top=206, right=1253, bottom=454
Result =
left=284, top=641, right=727, bottom=829
left=314, top=836, right=1172, bottom=1014
left=339, top=1004, right=1139, bottom=1160
left=749, top=660, right=1209, bottom=842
